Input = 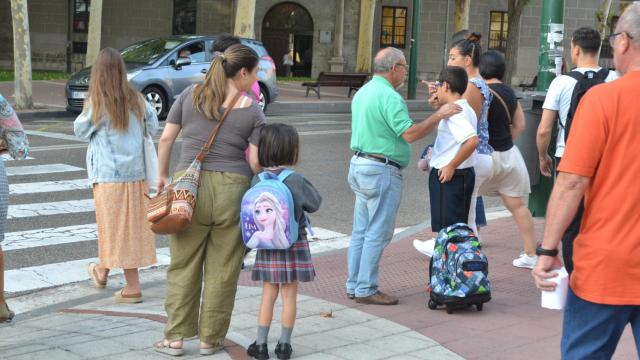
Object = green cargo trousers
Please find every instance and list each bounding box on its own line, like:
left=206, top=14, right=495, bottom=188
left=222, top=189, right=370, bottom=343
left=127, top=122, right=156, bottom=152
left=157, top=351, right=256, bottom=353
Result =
left=163, top=171, right=249, bottom=345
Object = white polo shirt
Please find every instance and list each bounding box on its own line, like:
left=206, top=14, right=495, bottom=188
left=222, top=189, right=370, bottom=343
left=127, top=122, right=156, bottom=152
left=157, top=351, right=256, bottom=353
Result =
left=430, top=99, right=478, bottom=170
left=542, top=67, right=618, bottom=158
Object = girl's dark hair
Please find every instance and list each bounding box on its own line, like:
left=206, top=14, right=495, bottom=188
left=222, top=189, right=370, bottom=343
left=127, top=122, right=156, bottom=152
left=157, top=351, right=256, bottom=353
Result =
left=258, top=123, right=299, bottom=167
left=479, top=50, right=506, bottom=80
left=452, top=32, right=482, bottom=67
left=438, top=66, right=468, bottom=95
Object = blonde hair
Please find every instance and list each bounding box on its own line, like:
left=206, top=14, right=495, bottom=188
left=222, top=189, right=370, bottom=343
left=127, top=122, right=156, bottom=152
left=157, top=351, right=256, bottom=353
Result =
left=192, top=44, right=259, bottom=120
left=86, top=48, right=144, bottom=131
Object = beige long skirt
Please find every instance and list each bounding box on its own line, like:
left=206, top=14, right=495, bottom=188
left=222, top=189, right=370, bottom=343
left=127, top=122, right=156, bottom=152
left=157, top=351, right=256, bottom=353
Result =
left=93, top=181, right=157, bottom=269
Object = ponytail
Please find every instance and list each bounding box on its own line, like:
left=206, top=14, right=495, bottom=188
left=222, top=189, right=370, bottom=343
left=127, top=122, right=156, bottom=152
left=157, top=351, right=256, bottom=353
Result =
left=452, top=32, right=483, bottom=67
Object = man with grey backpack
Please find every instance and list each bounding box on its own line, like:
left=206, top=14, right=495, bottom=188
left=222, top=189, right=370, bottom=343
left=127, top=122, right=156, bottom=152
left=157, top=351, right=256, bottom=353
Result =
left=536, top=27, right=618, bottom=273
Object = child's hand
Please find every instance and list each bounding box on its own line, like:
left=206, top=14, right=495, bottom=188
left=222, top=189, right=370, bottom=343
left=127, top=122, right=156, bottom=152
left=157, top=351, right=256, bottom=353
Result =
left=438, top=164, right=455, bottom=183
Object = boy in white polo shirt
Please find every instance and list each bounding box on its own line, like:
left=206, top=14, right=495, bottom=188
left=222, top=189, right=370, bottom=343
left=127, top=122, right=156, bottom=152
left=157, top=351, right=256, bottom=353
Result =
left=428, top=66, right=479, bottom=232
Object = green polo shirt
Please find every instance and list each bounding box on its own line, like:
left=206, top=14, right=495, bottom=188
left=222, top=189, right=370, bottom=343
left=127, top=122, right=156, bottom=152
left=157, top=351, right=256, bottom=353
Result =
left=350, top=75, right=414, bottom=167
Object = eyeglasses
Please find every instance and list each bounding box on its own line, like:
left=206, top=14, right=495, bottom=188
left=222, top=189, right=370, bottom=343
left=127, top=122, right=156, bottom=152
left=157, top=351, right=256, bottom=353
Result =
left=609, top=32, right=634, bottom=46
left=395, top=63, right=408, bottom=70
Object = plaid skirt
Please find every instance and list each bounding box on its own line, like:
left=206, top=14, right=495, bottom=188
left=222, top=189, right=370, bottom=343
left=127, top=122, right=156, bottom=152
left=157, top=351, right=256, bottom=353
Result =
left=251, top=235, right=315, bottom=283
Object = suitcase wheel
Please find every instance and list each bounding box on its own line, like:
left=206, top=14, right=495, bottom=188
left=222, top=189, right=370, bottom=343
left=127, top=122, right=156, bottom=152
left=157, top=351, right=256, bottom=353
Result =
left=476, top=303, right=483, bottom=311
left=445, top=305, right=454, bottom=314
left=427, top=300, right=438, bottom=310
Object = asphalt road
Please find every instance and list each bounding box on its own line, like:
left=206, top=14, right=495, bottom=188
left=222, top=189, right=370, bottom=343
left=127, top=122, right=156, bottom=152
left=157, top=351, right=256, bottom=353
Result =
left=5, top=111, right=504, bottom=272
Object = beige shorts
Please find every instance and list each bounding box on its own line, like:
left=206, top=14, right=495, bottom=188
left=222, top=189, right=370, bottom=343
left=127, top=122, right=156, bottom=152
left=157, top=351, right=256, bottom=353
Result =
left=479, top=146, right=531, bottom=198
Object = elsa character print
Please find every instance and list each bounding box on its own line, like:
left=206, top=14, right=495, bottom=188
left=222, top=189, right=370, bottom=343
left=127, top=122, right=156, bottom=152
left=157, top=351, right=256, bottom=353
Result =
left=246, top=192, right=289, bottom=249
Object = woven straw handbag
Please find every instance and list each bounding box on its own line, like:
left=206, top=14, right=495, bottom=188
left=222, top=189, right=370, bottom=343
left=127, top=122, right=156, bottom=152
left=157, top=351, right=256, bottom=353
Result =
left=146, top=93, right=241, bottom=234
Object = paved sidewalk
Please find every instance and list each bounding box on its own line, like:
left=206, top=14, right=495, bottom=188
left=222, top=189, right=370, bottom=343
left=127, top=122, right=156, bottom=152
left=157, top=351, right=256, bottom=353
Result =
left=1, top=217, right=637, bottom=359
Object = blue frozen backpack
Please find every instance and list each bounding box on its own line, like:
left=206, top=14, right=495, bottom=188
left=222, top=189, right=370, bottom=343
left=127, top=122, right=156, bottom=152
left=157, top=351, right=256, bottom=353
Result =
left=241, top=169, right=298, bottom=249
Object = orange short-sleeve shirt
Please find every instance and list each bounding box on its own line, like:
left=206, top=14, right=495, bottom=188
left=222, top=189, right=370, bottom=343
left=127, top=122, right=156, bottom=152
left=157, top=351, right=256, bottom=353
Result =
left=558, top=71, right=640, bottom=305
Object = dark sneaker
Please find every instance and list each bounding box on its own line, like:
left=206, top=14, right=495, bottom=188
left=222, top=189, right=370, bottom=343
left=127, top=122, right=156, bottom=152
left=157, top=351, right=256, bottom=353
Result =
left=355, top=290, right=399, bottom=305
left=274, top=342, right=292, bottom=360
left=247, top=341, right=269, bottom=360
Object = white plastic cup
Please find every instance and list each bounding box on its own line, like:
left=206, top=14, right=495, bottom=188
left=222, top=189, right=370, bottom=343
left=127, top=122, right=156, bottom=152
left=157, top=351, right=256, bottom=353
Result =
left=541, top=266, right=569, bottom=310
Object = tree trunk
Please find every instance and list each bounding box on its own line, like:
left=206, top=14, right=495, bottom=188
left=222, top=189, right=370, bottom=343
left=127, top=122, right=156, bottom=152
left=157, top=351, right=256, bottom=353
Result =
left=596, top=0, right=613, bottom=62
left=504, top=0, right=527, bottom=86
left=234, top=0, right=256, bottom=39
left=85, top=0, right=103, bottom=67
left=10, top=0, right=33, bottom=109
left=453, top=0, right=470, bottom=33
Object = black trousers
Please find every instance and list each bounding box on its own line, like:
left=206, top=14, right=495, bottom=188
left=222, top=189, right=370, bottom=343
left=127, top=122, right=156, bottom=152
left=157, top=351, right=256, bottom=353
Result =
left=428, top=167, right=475, bottom=233
left=555, top=157, right=583, bottom=274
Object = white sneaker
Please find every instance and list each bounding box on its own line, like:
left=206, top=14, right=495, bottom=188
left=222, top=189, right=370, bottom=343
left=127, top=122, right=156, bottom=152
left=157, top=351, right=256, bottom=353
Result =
left=413, top=238, right=436, bottom=257
left=512, top=253, right=538, bottom=269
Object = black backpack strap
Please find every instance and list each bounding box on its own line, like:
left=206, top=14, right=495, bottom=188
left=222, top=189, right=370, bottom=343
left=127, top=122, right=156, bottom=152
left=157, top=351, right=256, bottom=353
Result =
left=596, top=68, right=610, bottom=80
left=566, top=70, right=583, bottom=81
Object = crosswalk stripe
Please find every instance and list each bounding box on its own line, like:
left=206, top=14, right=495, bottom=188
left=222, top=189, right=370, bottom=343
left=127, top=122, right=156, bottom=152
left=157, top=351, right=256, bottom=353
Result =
left=1, top=154, right=34, bottom=161
left=8, top=198, right=94, bottom=219
left=6, top=164, right=85, bottom=176
left=3, top=224, right=97, bottom=251
left=9, top=178, right=90, bottom=195
left=24, top=130, right=85, bottom=142
left=5, top=248, right=171, bottom=294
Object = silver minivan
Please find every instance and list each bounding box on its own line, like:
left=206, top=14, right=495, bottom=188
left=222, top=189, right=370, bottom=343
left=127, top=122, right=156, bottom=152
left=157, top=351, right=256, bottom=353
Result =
left=66, top=35, right=278, bottom=117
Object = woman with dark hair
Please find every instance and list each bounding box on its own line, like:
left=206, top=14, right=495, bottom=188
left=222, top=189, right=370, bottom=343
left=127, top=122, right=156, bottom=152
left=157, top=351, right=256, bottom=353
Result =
left=479, top=50, right=537, bottom=269
left=153, top=44, right=264, bottom=356
left=74, top=48, right=159, bottom=303
left=428, top=33, right=493, bottom=239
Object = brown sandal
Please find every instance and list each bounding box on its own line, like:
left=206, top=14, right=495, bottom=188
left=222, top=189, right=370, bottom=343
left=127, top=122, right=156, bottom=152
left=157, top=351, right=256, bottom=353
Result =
left=114, top=289, right=142, bottom=304
left=88, top=263, right=107, bottom=289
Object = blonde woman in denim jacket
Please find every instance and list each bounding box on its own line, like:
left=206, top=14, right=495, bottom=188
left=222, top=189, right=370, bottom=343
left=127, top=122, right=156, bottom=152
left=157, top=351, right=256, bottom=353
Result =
left=74, top=48, right=159, bottom=304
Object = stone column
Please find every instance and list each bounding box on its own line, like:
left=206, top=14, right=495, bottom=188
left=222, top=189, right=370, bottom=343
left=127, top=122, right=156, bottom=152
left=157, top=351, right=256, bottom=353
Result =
left=453, top=0, right=470, bottom=33
left=234, top=0, right=256, bottom=39
left=355, top=0, right=376, bottom=73
left=329, top=0, right=346, bottom=72
left=84, top=0, right=103, bottom=67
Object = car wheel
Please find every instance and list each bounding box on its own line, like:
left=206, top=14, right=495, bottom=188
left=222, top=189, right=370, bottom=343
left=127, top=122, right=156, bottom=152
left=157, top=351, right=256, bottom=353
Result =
left=143, top=86, right=167, bottom=119
left=258, top=86, right=268, bottom=113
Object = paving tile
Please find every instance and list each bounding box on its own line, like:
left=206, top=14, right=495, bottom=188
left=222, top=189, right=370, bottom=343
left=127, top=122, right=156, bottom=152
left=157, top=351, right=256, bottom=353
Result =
left=228, top=312, right=257, bottom=331
left=293, top=332, right=353, bottom=351
left=327, top=308, right=380, bottom=324
left=291, top=314, right=353, bottom=336
left=322, top=324, right=389, bottom=343
left=109, top=329, right=163, bottom=350
left=295, top=353, right=345, bottom=360
left=0, top=343, right=51, bottom=358
left=364, top=332, right=439, bottom=354
left=41, top=333, right=101, bottom=347
left=64, top=338, right=136, bottom=358
left=10, top=348, right=84, bottom=360
left=406, top=345, right=465, bottom=360
left=0, top=325, right=59, bottom=341
left=325, top=343, right=397, bottom=360
left=358, top=318, right=410, bottom=336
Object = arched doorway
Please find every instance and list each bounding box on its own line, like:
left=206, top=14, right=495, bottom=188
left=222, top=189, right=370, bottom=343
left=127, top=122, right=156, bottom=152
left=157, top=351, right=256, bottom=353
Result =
left=262, top=2, right=314, bottom=77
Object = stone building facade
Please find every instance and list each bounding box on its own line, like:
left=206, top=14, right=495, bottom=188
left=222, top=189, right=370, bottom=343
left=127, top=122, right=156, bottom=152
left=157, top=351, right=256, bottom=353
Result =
left=0, top=0, right=624, bottom=83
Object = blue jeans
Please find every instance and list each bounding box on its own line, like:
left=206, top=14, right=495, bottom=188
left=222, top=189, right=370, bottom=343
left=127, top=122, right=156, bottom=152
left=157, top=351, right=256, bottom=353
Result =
left=561, top=288, right=640, bottom=359
left=346, top=156, right=403, bottom=297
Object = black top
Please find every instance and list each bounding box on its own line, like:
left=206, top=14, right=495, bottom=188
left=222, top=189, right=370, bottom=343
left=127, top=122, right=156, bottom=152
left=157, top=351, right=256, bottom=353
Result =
left=487, top=83, right=517, bottom=152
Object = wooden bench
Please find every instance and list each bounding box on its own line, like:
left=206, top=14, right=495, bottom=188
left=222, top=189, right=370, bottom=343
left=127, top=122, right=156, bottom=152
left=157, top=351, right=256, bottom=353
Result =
left=301, top=72, right=370, bottom=98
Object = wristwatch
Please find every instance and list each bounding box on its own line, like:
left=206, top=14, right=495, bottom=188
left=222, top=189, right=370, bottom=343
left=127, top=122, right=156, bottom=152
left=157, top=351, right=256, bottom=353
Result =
left=536, top=246, right=559, bottom=257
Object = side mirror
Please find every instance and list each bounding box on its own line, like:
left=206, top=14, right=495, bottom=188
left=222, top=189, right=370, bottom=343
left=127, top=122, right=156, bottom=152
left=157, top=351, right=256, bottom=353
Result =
left=174, top=57, right=191, bottom=70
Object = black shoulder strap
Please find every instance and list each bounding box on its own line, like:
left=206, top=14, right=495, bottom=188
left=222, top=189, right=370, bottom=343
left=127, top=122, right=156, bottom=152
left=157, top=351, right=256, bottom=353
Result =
left=567, top=70, right=583, bottom=81
left=596, top=68, right=610, bottom=80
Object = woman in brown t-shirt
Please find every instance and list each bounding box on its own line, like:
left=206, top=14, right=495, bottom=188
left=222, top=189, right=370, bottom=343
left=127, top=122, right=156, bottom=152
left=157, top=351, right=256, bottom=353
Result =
left=154, top=44, right=264, bottom=356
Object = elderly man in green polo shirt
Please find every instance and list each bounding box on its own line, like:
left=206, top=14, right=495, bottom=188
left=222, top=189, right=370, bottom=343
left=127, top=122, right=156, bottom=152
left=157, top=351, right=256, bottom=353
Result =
left=346, top=47, right=463, bottom=305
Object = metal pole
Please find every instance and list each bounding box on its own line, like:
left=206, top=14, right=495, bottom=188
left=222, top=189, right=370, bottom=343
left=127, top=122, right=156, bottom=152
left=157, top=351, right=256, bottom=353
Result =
left=536, top=0, right=564, bottom=91
left=407, top=0, right=421, bottom=99
left=529, top=0, right=564, bottom=217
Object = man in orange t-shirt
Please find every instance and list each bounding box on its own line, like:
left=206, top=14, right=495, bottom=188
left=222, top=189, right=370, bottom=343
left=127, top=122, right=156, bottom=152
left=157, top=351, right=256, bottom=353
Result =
left=532, top=3, right=640, bottom=359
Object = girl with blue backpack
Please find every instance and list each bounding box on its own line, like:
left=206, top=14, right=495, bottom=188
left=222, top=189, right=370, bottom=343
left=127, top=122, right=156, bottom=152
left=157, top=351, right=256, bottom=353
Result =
left=246, top=123, right=322, bottom=360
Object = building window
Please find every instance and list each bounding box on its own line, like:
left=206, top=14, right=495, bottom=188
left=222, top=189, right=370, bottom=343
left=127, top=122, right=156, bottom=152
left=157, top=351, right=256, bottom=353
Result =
left=489, top=11, right=508, bottom=52
left=73, top=0, right=90, bottom=33
left=173, top=0, right=197, bottom=35
left=380, top=6, right=407, bottom=48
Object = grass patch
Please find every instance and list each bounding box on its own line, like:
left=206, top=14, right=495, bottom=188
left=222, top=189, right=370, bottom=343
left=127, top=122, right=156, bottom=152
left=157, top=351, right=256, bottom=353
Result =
left=278, top=76, right=314, bottom=82
left=0, top=70, right=71, bottom=82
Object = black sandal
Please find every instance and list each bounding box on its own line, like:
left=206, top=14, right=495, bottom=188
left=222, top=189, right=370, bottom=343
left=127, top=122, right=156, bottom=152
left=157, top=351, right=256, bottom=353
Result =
left=247, top=341, right=269, bottom=359
left=275, top=342, right=292, bottom=360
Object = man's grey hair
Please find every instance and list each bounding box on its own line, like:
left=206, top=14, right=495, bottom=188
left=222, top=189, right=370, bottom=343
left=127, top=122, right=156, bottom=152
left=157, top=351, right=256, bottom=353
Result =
left=616, top=2, right=640, bottom=45
left=373, top=47, right=405, bottom=73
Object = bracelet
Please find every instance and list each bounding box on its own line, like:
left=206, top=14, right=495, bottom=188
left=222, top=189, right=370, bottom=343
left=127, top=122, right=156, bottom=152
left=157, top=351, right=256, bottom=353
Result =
left=535, top=246, right=559, bottom=257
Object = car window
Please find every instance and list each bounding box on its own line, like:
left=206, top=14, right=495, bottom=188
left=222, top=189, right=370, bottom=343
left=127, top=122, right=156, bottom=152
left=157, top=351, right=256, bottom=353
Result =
left=167, top=41, right=207, bottom=66
left=121, top=38, right=182, bottom=64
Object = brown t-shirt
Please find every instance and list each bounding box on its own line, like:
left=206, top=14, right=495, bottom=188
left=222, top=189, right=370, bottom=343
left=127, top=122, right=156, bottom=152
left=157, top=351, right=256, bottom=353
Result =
left=167, top=85, right=265, bottom=178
